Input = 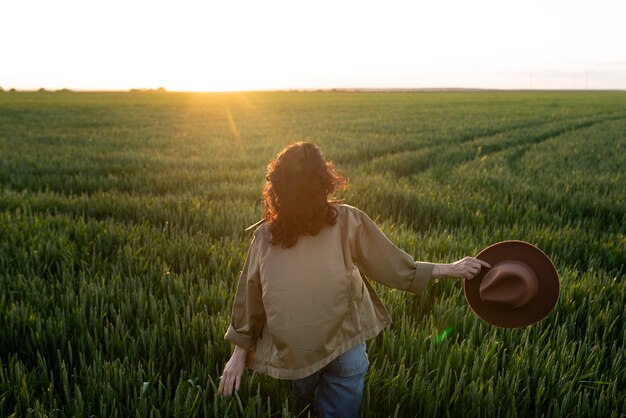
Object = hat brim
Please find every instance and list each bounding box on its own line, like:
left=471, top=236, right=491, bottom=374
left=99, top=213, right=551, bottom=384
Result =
left=464, top=240, right=559, bottom=328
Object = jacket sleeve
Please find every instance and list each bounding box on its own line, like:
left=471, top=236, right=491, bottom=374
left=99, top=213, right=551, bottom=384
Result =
left=224, top=233, right=266, bottom=350
left=350, top=207, right=434, bottom=295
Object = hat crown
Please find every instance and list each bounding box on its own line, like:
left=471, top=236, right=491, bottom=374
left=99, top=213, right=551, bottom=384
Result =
left=479, top=260, right=539, bottom=310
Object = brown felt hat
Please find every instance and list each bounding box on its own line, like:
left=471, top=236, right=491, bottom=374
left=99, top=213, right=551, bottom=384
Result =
left=464, top=240, right=560, bottom=328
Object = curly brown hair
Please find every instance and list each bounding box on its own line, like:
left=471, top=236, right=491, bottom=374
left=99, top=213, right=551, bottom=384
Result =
left=263, top=142, right=348, bottom=248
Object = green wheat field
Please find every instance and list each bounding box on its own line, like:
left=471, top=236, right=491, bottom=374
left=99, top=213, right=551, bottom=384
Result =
left=0, top=91, right=624, bottom=417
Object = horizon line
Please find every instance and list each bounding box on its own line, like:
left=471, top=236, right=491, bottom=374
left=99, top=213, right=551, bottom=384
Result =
left=3, top=87, right=626, bottom=93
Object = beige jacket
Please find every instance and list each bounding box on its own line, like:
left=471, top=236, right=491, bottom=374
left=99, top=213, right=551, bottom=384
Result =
left=225, top=204, right=434, bottom=380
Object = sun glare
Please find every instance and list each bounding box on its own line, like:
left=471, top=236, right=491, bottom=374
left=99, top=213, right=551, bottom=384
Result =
left=1, top=0, right=625, bottom=91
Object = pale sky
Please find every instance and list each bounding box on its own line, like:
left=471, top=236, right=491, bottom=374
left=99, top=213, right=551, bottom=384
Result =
left=1, top=0, right=625, bottom=91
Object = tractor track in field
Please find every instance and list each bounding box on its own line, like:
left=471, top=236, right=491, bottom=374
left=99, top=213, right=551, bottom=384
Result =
left=342, top=111, right=622, bottom=169
left=336, top=116, right=558, bottom=167
left=366, top=112, right=626, bottom=178
left=497, top=114, right=626, bottom=168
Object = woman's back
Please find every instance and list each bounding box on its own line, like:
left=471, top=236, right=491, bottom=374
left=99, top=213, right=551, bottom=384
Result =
left=229, top=204, right=433, bottom=379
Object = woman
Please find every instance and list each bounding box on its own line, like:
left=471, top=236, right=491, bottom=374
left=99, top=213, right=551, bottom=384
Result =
left=218, top=142, right=489, bottom=417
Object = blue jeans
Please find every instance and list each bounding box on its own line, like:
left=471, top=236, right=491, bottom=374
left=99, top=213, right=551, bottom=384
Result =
left=292, top=342, right=369, bottom=418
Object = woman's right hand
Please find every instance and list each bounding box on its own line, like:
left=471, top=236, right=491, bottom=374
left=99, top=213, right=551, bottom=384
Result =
left=218, top=345, right=248, bottom=397
left=433, top=257, right=491, bottom=280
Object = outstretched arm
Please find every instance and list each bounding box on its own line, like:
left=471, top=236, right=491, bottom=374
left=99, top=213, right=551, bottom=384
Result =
left=349, top=207, right=490, bottom=291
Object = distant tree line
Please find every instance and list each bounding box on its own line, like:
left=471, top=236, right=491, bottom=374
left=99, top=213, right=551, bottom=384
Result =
left=129, top=87, right=167, bottom=92
left=0, top=86, right=168, bottom=92
left=0, top=87, right=74, bottom=92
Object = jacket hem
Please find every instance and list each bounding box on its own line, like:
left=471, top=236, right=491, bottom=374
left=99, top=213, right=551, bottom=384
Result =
left=249, top=323, right=389, bottom=380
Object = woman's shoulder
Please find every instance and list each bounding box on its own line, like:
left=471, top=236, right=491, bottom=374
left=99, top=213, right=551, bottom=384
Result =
left=334, top=202, right=357, bottom=211
left=244, top=218, right=264, bottom=233
left=244, top=218, right=270, bottom=242
left=334, top=203, right=366, bottom=217
left=333, top=203, right=369, bottom=227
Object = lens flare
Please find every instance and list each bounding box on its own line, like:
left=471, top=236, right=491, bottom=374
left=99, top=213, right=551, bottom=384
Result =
left=434, top=326, right=454, bottom=344
left=226, top=107, right=241, bottom=145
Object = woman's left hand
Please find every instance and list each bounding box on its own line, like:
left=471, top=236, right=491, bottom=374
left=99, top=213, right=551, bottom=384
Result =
left=433, top=257, right=491, bottom=280
left=218, top=345, right=248, bottom=397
